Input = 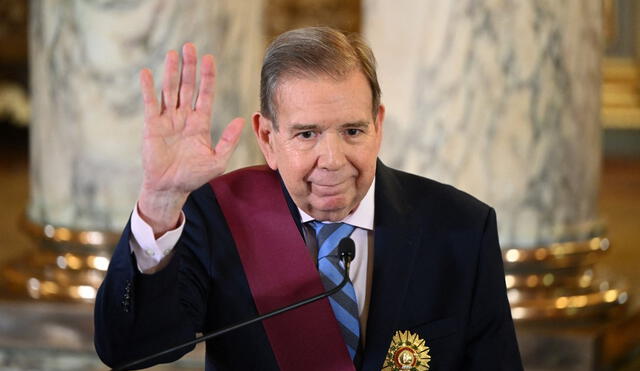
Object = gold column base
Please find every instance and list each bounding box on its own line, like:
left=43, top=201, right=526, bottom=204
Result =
left=503, top=236, right=629, bottom=321
left=0, top=217, right=119, bottom=302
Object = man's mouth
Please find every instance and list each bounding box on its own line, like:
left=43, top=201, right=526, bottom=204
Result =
left=311, top=179, right=354, bottom=195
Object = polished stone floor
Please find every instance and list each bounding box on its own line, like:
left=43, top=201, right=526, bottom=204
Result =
left=0, top=124, right=639, bottom=370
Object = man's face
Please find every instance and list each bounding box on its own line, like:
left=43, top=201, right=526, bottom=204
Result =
left=253, top=70, right=384, bottom=221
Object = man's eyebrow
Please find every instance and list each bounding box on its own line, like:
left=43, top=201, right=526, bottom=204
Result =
left=290, top=123, right=319, bottom=131
left=288, top=121, right=370, bottom=131
left=340, top=121, right=370, bottom=128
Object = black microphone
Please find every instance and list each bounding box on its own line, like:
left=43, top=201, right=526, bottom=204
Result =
left=338, top=237, right=355, bottom=268
left=113, top=237, right=356, bottom=371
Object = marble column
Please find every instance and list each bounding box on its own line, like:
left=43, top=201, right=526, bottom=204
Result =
left=28, top=0, right=264, bottom=232
left=364, top=1, right=603, bottom=248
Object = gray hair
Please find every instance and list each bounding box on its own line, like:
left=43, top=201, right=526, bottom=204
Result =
left=260, top=26, right=381, bottom=129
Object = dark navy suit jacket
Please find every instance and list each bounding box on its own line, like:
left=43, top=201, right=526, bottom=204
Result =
left=94, top=161, right=522, bottom=370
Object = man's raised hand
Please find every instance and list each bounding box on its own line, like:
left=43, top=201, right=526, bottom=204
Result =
left=138, top=43, right=244, bottom=236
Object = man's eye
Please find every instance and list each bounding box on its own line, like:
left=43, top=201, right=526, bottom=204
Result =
left=298, top=131, right=315, bottom=139
left=346, top=128, right=362, bottom=136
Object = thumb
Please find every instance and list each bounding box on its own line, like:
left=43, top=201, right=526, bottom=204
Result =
left=211, top=117, right=245, bottom=170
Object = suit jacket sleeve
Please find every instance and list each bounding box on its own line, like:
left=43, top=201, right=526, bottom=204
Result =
left=462, top=208, right=523, bottom=370
left=94, top=194, right=211, bottom=369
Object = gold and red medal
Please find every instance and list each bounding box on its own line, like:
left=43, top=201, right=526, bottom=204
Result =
left=382, top=330, right=431, bottom=370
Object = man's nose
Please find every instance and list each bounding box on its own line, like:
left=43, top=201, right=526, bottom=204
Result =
left=316, top=133, right=346, bottom=170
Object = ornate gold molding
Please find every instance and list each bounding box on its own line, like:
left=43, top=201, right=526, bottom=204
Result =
left=0, top=82, right=29, bottom=126
left=503, top=235, right=629, bottom=320
left=602, top=57, right=640, bottom=129
left=21, top=217, right=121, bottom=250
left=0, top=217, right=117, bottom=301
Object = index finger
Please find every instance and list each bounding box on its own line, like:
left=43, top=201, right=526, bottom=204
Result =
left=140, top=68, right=160, bottom=120
left=194, top=54, right=216, bottom=115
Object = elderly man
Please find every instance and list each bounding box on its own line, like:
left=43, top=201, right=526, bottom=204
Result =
left=94, top=27, right=522, bottom=370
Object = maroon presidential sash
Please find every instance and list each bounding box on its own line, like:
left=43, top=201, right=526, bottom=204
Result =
left=210, top=166, right=354, bottom=371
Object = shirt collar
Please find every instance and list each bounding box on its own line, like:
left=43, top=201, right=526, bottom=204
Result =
left=298, top=177, right=375, bottom=231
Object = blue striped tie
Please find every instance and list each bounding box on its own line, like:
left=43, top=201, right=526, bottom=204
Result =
left=308, top=221, right=360, bottom=360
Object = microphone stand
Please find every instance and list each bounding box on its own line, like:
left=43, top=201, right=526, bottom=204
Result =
left=113, top=239, right=355, bottom=371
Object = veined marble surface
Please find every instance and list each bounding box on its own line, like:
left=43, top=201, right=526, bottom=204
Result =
left=28, top=0, right=264, bottom=232
left=0, top=300, right=204, bottom=370
left=365, top=0, right=603, bottom=248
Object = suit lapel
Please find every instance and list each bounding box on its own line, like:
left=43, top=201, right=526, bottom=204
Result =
left=361, top=161, right=424, bottom=369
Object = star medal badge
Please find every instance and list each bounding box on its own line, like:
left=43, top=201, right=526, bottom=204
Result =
left=382, top=330, right=431, bottom=370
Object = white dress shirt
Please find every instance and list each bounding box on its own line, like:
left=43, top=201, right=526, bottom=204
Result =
left=129, top=180, right=375, bottom=335
left=296, top=182, right=375, bottom=325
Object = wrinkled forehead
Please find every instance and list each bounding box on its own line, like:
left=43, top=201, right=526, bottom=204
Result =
left=273, top=69, right=372, bottom=118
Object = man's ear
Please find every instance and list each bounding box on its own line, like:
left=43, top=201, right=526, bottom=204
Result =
left=252, top=112, right=278, bottom=170
left=374, top=104, right=385, bottom=147
left=375, top=104, right=385, bottom=133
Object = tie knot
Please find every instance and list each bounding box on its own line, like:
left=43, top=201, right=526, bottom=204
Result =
left=308, top=221, right=355, bottom=260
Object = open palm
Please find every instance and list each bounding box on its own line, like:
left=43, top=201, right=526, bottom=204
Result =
left=138, top=43, right=244, bottom=233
